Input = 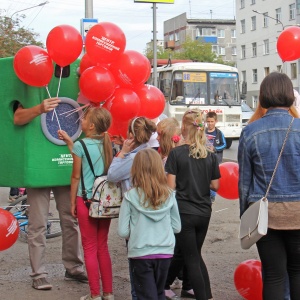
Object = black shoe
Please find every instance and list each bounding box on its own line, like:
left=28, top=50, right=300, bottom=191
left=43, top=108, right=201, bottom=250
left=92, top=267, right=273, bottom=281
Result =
left=181, top=290, right=196, bottom=299
left=64, top=271, right=88, bottom=283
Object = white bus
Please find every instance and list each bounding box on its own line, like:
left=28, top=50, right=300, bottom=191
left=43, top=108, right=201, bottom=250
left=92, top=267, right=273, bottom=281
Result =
left=149, top=62, right=242, bottom=148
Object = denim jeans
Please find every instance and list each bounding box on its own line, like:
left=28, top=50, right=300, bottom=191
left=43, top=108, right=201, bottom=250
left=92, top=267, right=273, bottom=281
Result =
left=256, top=228, right=300, bottom=300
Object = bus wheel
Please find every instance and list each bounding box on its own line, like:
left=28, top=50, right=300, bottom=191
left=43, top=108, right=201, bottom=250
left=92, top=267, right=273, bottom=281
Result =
left=225, top=138, right=232, bottom=149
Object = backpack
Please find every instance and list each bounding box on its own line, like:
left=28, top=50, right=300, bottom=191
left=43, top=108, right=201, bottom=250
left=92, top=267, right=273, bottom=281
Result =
left=79, top=140, right=123, bottom=219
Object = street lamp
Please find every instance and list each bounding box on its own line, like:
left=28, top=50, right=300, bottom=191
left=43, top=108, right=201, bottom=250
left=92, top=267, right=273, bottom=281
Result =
left=10, top=1, right=49, bottom=18
left=252, top=10, right=284, bottom=31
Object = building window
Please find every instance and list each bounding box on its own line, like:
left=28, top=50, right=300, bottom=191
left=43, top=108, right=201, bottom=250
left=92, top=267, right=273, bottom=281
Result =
left=252, top=69, right=258, bottom=83
left=252, top=42, right=257, bottom=57
left=275, top=8, right=282, bottom=24
left=264, top=67, right=270, bottom=77
left=263, top=39, right=270, bottom=55
left=232, top=46, right=237, bottom=56
left=251, top=0, right=256, bottom=4
left=241, top=45, right=246, bottom=59
left=217, top=29, right=225, bottom=38
left=241, top=20, right=246, bottom=33
left=277, top=65, right=282, bottom=72
left=231, top=29, right=236, bottom=38
left=197, top=27, right=216, bottom=36
left=169, top=34, right=174, bottom=41
left=241, top=0, right=245, bottom=9
left=219, top=47, right=226, bottom=55
left=263, top=13, right=269, bottom=27
left=290, top=4, right=296, bottom=20
left=175, top=32, right=179, bottom=41
left=251, top=16, right=256, bottom=31
left=252, top=95, right=258, bottom=108
left=291, top=63, right=297, bottom=79
left=212, top=45, right=218, bottom=54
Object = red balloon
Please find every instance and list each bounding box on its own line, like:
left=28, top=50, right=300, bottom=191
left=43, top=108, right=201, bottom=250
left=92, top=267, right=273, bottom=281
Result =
left=277, top=26, right=300, bottom=62
left=110, top=50, right=151, bottom=88
left=234, top=259, right=262, bottom=300
left=85, top=22, right=126, bottom=64
left=217, top=162, right=239, bottom=200
left=103, top=88, right=141, bottom=122
left=79, top=66, right=116, bottom=104
left=79, top=53, right=95, bottom=75
left=13, top=45, right=54, bottom=87
left=135, top=84, right=165, bottom=119
left=46, top=25, right=83, bottom=67
left=108, top=118, right=129, bottom=140
left=0, top=208, right=19, bottom=251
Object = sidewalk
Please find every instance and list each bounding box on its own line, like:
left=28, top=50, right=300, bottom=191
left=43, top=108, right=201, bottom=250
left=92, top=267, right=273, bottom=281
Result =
left=0, top=186, right=257, bottom=299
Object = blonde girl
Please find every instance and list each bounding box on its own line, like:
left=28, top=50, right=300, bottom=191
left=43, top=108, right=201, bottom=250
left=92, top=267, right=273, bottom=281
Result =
left=118, top=148, right=181, bottom=300
left=156, top=117, right=181, bottom=165
left=58, top=107, right=114, bottom=300
left=164, top=109, right=220, bottom=300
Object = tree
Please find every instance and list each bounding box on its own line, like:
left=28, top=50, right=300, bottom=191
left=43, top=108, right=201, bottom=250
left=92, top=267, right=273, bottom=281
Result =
left=0, top=14, right=44, bottom=58
left=144, top=36, right=235, bottom=66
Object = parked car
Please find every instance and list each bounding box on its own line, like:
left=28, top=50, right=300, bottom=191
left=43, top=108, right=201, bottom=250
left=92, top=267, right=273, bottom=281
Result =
left=241, top=102, right=254, bottom=127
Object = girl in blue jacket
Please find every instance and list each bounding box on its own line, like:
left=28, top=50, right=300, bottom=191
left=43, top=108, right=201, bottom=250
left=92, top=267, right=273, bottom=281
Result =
left=118, top=148, right=181, bottom=300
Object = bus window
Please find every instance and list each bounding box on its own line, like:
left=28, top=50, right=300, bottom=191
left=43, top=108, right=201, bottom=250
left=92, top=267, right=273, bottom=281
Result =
left=209, top=72, right=240, bottom=106
left=159, top=71, right=172, bottom=97
left=170, top=71, right=208, bottom=105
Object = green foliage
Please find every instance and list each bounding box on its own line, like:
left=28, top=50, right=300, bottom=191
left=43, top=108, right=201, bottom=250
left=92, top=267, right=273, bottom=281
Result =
left=0, top=14, right=43, bottom=58
left=144, top=36, right=235, bottom=66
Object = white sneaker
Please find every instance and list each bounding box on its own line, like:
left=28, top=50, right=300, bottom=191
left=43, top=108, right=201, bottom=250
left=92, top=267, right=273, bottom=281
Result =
left=80, top=295, right=101, bottom=300
left=170, top=277, right=183, bottom=289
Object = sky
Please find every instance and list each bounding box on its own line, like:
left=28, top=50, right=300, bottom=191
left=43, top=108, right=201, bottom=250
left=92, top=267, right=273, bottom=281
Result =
left=2, top=0, right=236, bottom=54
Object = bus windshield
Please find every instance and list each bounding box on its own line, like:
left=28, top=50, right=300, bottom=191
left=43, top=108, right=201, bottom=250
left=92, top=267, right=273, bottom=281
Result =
left=170, top=71, right=240, bottom=106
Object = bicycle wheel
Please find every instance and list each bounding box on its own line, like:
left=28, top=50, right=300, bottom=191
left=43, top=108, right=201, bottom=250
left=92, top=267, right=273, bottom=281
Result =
left=46, top=218, right=62, bottom=239
left=5, top=195, right=28, bottom=213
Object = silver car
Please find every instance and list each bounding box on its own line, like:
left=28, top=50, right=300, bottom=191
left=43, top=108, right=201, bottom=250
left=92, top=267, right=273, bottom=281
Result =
left=241, top=102, right=254, bottom=127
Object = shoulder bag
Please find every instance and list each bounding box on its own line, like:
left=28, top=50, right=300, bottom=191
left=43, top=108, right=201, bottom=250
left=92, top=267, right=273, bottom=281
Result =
left=79, top=140, right=123, bottom=219
left=239, top=118, right=294, bottom=249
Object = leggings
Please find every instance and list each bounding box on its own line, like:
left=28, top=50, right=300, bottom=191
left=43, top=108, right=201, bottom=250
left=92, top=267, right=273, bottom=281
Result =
left=165, top=213, right=212, bottom=300
left=256, top=228, right=300, bottom=300
left=77, top=196, right=113, bottom=296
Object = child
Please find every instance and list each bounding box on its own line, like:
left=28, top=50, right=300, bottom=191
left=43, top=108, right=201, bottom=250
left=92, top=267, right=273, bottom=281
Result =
left=165, top=109, right=220, bottom=300
left=108, top=116, right=157, bottom=300
left=156, top=117, right=182, bottom=166
left=58, top=107, right=114, bottom=300
left=205, top=111, right=226, bottom=203
left=205, top=111, right=226, bottom=164
left=118, top=148, right=181, bottom=300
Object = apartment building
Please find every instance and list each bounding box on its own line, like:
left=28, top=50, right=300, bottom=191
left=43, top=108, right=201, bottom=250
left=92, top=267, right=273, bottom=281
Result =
left=236, top=0, right=300, bottom=108
left=163, top=13, right=237, bottom=64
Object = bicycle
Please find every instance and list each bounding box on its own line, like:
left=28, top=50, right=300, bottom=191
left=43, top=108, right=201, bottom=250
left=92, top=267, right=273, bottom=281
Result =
left=5, top=195, right=62, bottom=241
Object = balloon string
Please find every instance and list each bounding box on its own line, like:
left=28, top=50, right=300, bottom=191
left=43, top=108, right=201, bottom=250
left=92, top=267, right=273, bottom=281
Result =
left=56, top=66, right=63, bottom=97
left=45, top=86, right=62, bottom=130
left=60, top=103, right=90, bottom=117
left=75, top=104, right=91, bottom=123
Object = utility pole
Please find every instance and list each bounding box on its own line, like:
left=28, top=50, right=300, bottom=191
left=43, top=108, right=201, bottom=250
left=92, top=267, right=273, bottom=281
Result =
left=85, top=0, right=93, bottom=18
left=152, top=3, right=158, bottom=87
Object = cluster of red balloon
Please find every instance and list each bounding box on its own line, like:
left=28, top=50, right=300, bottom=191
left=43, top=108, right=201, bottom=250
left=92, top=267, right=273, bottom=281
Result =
left=234, top=259, right=262, bottom=300
left=14, top=25, right=83, bottom=88
left=277, top=26, right=300, bottom=62
left=217, top=162, right=239, bottom=200
left=0, top=209, right=19, bottom=251
left=79, top=22, right=165, bottom=138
